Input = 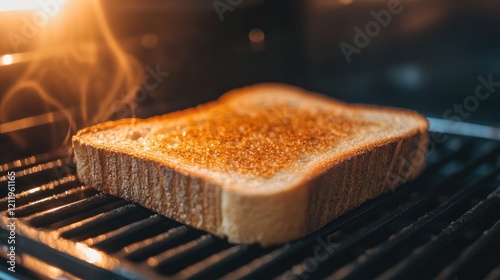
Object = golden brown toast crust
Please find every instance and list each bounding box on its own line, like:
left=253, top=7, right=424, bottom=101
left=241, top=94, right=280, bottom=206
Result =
left=72, top=83, right=429, bottom=246
left=151, top=105, right=378, bottom=177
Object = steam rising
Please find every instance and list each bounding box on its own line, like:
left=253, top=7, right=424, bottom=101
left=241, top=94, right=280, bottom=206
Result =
left=0, top=0, right=143, bottom=149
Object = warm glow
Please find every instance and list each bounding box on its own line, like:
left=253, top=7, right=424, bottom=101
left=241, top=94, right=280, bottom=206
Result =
left=76, top=243, right=103, bottom=264
left=21, top=255, right=67, bottom=279
left=0, top=0, right=143, bottom=149
left=0, top=0, right=38, bottom=12
left=27, top=186, right=41, bottom=194
left=141, top=33, right=159, bottom=49
left=1, top=54, right=14, bottom=65
left=339, top=0, right=353, bottom=5
left=249, top=28, right=265, bottom=43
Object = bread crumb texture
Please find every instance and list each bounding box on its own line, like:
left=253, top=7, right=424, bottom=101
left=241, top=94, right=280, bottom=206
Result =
left=152, top=105, right=376, bottom=177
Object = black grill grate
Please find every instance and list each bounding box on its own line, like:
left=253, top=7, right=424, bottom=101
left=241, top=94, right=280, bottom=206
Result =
left=1, top=132, right=499, bottom=280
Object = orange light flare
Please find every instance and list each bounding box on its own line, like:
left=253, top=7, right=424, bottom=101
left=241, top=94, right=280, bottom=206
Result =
left=249, top=28, right=266, bottom=51
left=0, top=0, right=144, bottom=151
left=1, top=54, right=14, bottom=65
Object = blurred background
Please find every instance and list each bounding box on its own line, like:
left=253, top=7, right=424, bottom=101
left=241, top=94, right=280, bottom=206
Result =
left=0, top=0, right=499, bottom=160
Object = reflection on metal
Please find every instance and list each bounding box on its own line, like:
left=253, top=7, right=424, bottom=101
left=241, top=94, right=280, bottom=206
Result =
left=75, top=242, right=104, bottom=264
left=22, top=254, right=80, bottom=280
left=0, top=108, right=74, bottom=134
left=428, top=117, right=500, bottom=140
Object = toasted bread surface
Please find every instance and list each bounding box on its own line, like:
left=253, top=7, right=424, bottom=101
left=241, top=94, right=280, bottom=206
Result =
left=73, top=83, right=429, bottom=245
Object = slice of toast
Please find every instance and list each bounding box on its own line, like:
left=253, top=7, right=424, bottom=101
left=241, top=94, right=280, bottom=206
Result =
left=72, top=83, right=428, bottom=246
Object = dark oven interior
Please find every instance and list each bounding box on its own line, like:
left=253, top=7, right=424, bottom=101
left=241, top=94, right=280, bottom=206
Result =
left=1, top=0, right=500, bottom=279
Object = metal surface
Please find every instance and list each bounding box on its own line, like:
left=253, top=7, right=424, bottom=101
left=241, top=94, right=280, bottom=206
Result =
left=428, top=117, right=500, bottom=141
left=1, top=127, right=500, bottom=279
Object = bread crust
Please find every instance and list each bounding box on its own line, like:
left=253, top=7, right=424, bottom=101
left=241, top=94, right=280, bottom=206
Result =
left=72, top=83, right=428, bottom=246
